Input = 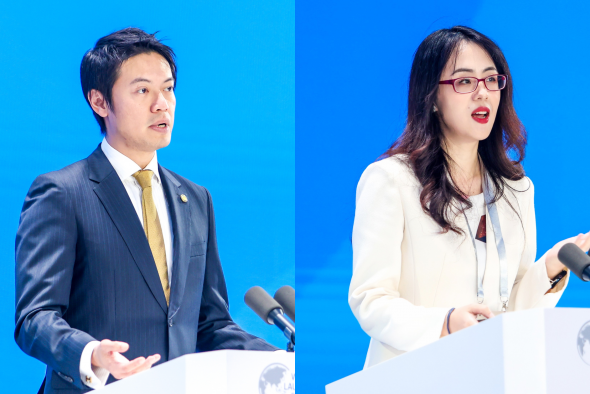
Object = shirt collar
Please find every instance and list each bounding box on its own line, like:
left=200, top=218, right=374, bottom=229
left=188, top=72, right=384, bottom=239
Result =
left=100, top=137, right=161, bottom=185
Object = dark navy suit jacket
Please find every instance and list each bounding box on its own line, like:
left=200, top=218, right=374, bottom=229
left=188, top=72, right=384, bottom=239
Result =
left=14, top=146, right=275, bottom=394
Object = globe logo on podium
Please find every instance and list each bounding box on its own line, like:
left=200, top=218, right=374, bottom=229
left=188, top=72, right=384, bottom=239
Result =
left=577, top=320, right=590, bottom=365
left=258, top=363, right=295, bottom=394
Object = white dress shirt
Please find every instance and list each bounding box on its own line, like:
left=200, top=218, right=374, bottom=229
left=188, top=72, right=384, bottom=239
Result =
left=80, top=138, right=174, bottom=389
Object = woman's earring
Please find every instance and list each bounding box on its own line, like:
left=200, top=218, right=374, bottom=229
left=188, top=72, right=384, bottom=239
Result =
left=433, top=105, right=438, bottom=113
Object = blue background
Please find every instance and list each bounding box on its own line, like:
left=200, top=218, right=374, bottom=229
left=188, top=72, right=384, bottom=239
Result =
left=297, top=0, right=590, bottom=392
left=0, top=1, right=293, bottom=392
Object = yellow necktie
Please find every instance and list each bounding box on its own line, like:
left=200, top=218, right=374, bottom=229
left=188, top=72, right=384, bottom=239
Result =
left=133, top=170, right=170, bottom=305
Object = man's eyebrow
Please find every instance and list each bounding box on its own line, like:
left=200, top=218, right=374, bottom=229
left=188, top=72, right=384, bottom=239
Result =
left=130, top=77, right=151, bottom=85
left=451, top=66, right=497, bottom=76
left=129, top=77, right=175, bottom=85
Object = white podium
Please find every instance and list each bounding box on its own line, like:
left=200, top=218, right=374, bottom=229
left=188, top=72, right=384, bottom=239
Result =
left=326, top=308, right=590, bottom=394
left=98, top=350, right=294, bottom=394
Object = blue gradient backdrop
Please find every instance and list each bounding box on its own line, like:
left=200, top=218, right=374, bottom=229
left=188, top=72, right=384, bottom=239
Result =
left=0, top=1, right=293, bottom=392
left=297, top=0, right=590, bottom=392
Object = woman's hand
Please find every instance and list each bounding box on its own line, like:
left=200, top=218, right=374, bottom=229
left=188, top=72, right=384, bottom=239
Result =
left=545, top=231, right=590, bottom=279
left=440, top=304, right=494, bottom=338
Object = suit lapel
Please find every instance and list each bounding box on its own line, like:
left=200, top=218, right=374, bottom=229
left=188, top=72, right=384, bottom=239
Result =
left=88, top=146, right=168, bottom=315
left=483, top=187, right=526, bottom=300
left=159, top=165, right=191, bottom=319
left=496, top=189, right=526, bottom=285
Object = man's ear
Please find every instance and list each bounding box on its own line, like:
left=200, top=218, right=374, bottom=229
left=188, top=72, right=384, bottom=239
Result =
left=88, top=89, right=109, bottom=118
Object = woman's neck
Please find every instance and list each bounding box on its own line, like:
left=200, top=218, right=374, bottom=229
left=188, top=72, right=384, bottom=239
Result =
left=443, top=136, right=482, bottom=196
left=443, top=138, right=480, bottom=178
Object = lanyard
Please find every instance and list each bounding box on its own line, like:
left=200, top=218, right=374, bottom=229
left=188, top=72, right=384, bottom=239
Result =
left=461, top=167, right=510, bottom=312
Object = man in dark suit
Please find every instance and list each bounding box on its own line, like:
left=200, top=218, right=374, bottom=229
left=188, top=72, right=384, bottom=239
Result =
left=14, top=28, right=276, bottom=394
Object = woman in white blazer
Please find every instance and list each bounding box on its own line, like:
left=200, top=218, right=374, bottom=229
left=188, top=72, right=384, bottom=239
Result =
left=349, top=26, right=590, bottom=369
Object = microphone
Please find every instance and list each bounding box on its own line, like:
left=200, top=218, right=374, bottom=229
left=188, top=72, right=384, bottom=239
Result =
left=244, top=286, right=295, bottom=347
left=557, top=243, right=590, bottom=281
left=274, top=285, right=295, bottom=322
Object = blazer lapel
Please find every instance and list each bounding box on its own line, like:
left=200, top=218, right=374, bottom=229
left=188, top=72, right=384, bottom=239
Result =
left=159, top=165, right=191, bottom=319
left=496, top=189, right=526, bottom=285
left=483, top=187, right=526, bottom=303
left=88, top=146, right=168, bottom=315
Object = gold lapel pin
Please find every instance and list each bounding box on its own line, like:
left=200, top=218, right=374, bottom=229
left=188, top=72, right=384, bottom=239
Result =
left=180, top=194, right=188, bottom=203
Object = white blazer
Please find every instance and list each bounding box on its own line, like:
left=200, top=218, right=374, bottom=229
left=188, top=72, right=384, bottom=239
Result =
left=349, top=154, right=569, bottom=369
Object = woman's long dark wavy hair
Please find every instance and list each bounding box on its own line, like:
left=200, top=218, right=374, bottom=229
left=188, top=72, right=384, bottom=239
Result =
left=383, top=26, right=527, bottom=235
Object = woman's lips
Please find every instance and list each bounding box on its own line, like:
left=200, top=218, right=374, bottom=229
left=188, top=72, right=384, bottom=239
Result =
left=471, top=106, right=490, bottom=124
left=472, top=116, right=489, bottom=124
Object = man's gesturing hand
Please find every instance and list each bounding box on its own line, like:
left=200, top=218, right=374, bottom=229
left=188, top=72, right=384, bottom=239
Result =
left=440, top=304, right=494, bottom=338
left=91, top=339, right=161, bottom=379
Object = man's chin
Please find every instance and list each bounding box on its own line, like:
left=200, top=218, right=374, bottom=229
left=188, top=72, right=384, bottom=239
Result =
left=155, top=137, right=172, bottom=151
left=150, top=132, right=172, bottom=151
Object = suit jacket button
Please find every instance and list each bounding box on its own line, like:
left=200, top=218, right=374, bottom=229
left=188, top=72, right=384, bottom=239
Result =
left=169, top=318, right=174, bottom=327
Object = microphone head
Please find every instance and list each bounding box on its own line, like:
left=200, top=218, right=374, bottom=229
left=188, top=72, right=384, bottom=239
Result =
left=557, top=243, right=590, bottom=282
left=274, top=285, right=295, bottom=322
left=244, top=286, right=283, bottom=324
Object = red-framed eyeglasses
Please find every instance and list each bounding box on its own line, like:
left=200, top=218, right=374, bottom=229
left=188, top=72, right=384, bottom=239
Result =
left=438, top=74, right=507, bottom=94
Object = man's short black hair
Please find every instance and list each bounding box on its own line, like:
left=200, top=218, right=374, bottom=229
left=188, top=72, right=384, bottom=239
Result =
left=80, top=27, right=177, bottom=134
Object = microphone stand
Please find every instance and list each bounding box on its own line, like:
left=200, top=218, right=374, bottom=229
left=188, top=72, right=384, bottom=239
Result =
left=268, top=309, right=295, bottom=352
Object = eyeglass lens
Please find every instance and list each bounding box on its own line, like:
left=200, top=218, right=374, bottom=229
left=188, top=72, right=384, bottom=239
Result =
left=453, top=75, right=507, bottom=93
